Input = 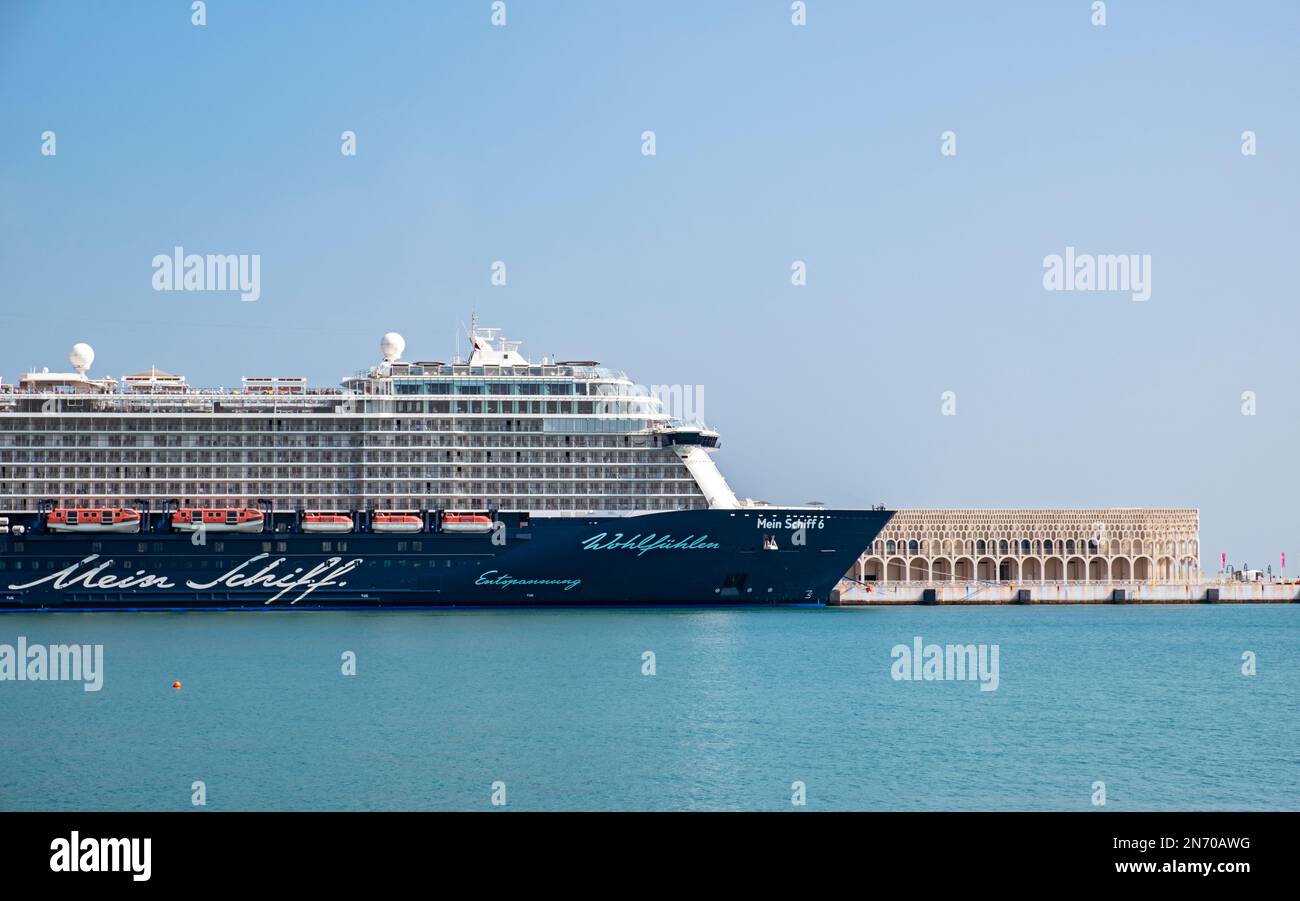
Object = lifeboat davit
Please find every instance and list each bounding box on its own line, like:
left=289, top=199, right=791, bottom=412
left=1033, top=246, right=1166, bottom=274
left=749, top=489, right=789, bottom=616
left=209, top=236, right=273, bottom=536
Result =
left=47, top=507, right=141, bottom=534
left=302, top=513, right=354, bottom=534
left=172, top=507, right=265, bottom=533
left=372, top=512, right=423, bottom=534
left=441, top=513, right=495, bottom=534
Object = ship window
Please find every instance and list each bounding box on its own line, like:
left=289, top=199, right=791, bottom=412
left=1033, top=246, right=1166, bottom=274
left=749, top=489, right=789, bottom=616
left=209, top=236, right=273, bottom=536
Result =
left=397, top=542, right=407, bottom=552
left=338, top=542, right=347, bottom=552
left=322, top=542, right=332, bottom=552
left=92, top=542, right=102, bottom=553
left=262, top=542, right=272, bottom=553
left=413, top=541, right=422, bottom=552
left=13, top=543, right=22, bottom=553
left=277, top=542, right=287, bottom=553
left=214, top=542, right=224, bottom=553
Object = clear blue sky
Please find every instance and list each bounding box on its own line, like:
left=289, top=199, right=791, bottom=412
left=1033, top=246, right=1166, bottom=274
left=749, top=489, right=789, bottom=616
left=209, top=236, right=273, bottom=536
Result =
left=2, top=1, right=1298, bottom=569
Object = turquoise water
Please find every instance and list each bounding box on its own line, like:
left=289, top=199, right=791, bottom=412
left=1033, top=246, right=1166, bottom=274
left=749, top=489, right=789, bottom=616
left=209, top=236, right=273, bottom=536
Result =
left=1, top=605, right=1296, bottom=811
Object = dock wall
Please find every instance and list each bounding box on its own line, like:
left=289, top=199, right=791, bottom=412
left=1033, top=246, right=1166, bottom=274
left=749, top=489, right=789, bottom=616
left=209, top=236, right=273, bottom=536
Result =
left=830, top=580, right=1299, bottom=605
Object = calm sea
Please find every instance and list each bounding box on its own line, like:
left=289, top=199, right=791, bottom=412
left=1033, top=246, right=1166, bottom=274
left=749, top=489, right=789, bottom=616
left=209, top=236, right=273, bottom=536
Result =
left=1, top=605, right=1296, bottom=811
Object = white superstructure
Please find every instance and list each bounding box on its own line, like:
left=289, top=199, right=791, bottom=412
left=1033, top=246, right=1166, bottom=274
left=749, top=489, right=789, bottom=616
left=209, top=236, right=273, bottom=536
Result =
left=0, top=328, right=739, bottom=515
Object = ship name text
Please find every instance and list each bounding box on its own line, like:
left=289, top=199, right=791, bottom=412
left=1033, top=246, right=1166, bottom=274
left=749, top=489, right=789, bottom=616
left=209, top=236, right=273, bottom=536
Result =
left=756, top=516, right=827, bottom=531
left=6, top=553, right=365, bottom=604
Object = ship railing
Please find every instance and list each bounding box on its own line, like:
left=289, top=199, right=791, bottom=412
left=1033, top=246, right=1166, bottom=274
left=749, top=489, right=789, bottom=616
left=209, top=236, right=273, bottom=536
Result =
left=345, top=366, right=630, bottom=382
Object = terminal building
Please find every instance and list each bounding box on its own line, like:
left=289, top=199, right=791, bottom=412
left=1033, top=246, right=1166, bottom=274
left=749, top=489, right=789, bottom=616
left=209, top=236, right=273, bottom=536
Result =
left=852, top=508, right=1201, bottom=584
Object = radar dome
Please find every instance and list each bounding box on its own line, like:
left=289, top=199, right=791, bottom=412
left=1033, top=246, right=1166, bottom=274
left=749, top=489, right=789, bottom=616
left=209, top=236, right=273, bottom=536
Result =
left=69, top=342, right=95, bottom=374
left=380, top=332, right=405, bottom=362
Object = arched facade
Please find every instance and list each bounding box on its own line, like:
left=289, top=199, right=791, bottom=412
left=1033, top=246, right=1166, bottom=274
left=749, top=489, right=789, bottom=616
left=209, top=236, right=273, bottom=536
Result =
left=852, top=508, right=1200, bottom=584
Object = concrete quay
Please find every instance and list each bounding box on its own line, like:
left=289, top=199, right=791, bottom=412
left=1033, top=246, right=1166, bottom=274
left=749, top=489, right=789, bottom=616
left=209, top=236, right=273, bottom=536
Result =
left=830, top=580, right=1300, bottom=606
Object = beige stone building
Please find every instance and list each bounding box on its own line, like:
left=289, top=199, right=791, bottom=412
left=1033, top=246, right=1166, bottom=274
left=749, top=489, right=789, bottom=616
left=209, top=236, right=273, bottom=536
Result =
left=854, top=508, right=1200, bottom=584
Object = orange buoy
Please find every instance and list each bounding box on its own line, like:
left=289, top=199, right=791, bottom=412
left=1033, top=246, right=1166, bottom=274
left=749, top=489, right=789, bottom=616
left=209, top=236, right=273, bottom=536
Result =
left=172, top=681, right=181, bottom=689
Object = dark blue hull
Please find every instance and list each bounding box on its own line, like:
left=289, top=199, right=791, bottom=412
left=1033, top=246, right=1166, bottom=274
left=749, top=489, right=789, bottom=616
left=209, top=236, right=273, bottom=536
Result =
left=0, top=508, right=893, bottom=610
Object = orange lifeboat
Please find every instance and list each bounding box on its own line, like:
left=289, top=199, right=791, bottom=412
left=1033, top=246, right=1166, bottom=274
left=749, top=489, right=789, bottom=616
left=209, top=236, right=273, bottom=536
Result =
left=171, top=507, right=265, bottom=534
left=441, top=512, right=495, bottom=534
left=302, top=512, right=354, bottom=534
left=371, top=511, right=423, bottom=534
left=47, top=507, right=141, bottom=534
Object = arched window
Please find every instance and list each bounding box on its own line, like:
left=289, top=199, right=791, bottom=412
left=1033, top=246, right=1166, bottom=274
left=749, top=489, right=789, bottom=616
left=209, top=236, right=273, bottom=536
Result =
left=1044, top=540, right=1054, bottom=554
left=976, top=540, right=987, bottom=554
left=1020, top=540, right=1031, bottom=555
left=1066, top=540, right=1075, bottom=554
left=908, top=540, right=920, bottom=555
left=998, top=540, right=1009, bottom=555
left=886, top=541, right=896, bottom=554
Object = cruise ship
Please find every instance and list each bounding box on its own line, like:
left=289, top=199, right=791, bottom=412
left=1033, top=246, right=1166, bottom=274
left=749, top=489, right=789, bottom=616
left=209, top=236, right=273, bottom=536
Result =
left=0, top=327, right=893, bottom=609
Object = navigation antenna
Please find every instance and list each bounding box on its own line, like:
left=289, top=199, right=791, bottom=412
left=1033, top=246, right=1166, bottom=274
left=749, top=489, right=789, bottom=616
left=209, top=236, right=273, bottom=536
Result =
left=459, top=311, right=481, bottom=359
